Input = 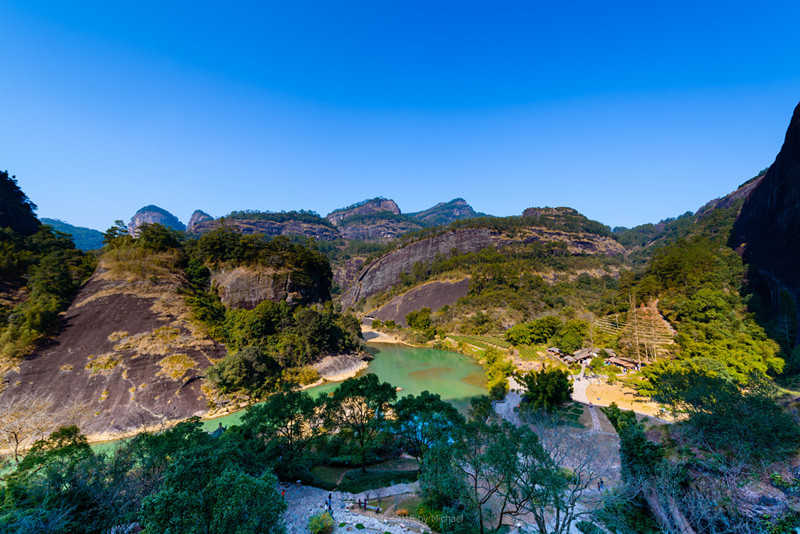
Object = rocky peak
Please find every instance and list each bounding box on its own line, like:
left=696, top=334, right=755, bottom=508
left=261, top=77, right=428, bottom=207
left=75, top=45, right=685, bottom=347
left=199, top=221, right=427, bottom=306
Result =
left=127, top=205, right=186, bottom=236
left=326, top=198, right=401, bottom=226
left=408, top=198, right=483, bottom=226
left=187, top=209, right=214, bottom=230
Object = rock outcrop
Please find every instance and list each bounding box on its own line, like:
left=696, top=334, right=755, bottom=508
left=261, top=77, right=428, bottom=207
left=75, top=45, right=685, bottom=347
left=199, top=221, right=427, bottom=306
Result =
left=370, top=278, right=471, bottom=326
left=326, top=198, right=422, bottom=241
left=696, top=171, right=767, bottom=217
left=187, top=209, right=214, bottom=230
left=409, top=198, right=483, bottom=226
left=0, top=256, right=226, bottom=436
left=128, top=205, right=186, bottom=236
left=341, top=228, right=497, bottom=307
left=510, top=227, right=627, bottom=256
left=333, top=258, right=367, bottom=292
left=326, top=198, right=401, bottom=226
left=733, top=101, right=800, bottom=346
left=189, top=218, right=341, bottom=241
left=340, top=213, right=627, bottom=308
left=211, top=265, right=328, bottom=309
left=337, top=217, right=423, bottom=241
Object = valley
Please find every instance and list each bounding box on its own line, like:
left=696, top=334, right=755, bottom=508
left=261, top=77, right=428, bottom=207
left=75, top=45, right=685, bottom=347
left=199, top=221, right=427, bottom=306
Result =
left=2, top=102, right=800, bottom=533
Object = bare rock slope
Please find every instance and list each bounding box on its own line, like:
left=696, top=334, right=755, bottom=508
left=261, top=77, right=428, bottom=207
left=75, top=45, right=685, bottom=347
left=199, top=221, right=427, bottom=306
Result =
left=371, top=278, right=471, bottom=326
left=1, top=255, right=226, bottom=437
left=342, top=228, right=496, bottom=308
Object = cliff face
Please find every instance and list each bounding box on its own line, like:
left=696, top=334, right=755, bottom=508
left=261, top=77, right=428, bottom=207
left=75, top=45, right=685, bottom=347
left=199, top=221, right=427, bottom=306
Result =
left=0, top=257, right=226, bottom=436
left=326, top=198, right=401, bottom=226
left=128, top=205, right=186, bottom=236
left=733, top=101, right=800, bottom=345
left=340, top=215, right=628, bottom=308
left=189, top=218, right=341, bottom=241
left=337, top=218, right=423, bottom=241
left=341, top=228, right=497, bottom=307
left=187, top=209, right=214, bottom=230
left=211, top=265, right=328, bottom=309
left=371, top=278, right=471, bottom=326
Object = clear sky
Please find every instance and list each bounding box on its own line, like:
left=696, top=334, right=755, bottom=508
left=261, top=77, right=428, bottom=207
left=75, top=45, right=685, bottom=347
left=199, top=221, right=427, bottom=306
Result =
left=2, top=1, right=799, bottom=232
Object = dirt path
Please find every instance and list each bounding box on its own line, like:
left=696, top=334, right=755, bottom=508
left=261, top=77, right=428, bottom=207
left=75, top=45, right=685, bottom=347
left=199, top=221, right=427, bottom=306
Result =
left=494, top=376, right=523, bottom=426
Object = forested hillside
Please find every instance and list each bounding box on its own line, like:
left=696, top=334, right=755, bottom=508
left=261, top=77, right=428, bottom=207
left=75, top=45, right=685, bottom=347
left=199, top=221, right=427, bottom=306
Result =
left=0, top=172, right=95, bottom=376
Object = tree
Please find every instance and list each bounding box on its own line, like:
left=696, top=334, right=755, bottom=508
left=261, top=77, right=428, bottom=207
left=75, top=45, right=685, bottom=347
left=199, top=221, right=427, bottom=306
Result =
left=406, top=307, right=435, bottom=339
left=102, top=220, right=131, bottom=248
left=138, top=442, right=286, bottom=534
left=505, top=316, right=563, bottom=346
left=508, top=416, right=616, bottom=534
left=393, top=391, right=464, bottom=466
left=1, top=426, right=99, bottom=533
left=484, top=348, right=514, bottom=399
left=136, top=223, right=182, bottom=252
left=240, top=388, right=323, bottom=467
left=516, top=365, right=574, bottom=412
left=325, top=374, right=397, bottom=469
left=0, top=391, right=88, bottom=463
left=555, top=319, right=588, bottom=353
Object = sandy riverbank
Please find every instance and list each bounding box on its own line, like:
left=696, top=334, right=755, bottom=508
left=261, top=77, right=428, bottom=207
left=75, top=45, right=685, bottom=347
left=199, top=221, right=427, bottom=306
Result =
left=311, top=353, right=370, bottom=384
left=361, top=325, right=412, bottom=346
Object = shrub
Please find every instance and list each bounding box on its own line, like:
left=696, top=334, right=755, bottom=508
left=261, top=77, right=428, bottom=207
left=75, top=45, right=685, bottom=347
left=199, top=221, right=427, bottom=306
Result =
left=416, top=502, right=441, bottom=532
left=308, top=512, right=334, bottom=534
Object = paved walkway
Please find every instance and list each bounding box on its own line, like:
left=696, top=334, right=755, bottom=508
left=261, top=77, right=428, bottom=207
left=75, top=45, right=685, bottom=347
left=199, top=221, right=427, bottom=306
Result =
left=493, top=376, right=524, bottom=426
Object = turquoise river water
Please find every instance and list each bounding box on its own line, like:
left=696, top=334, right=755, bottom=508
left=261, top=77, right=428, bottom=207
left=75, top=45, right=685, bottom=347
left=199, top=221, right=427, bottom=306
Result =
left=199, top=342, right=487, bottom=432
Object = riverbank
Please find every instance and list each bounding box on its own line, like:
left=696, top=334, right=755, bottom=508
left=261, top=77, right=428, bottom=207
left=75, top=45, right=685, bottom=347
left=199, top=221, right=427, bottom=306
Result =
left=361, top=325, right=413, bottom=345
left=310, top=353, right=371, bottom=384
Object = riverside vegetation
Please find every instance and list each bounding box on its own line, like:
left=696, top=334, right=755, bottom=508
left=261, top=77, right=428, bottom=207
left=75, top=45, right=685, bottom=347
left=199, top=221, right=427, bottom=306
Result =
left=0, top=371, right=618, bottom=534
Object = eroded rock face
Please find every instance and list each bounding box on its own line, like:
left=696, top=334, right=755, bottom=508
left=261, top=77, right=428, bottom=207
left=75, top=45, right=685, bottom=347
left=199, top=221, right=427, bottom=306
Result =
left=333, top=257, right=367, bottom=292
left=337, top=219, right=422, bottom=241
left=0, top=267, right=226, bottom=436
left=371, top=278, right=471, bottom=326
left=513, top=228, right=627, bottom=256
left=211, top=266, right=327, bottom=309
left=341, top=228, right=496, bottom=308
left=127, top=205, right=186, bottom=236
left=733, top=101, right=800, bottom=345
left=340, top=221, right=627, bottom=308
left=189, top=219, right=341, bottom=241
left=187, top=209, right=214, bottom=230
left=326, top=198, right=401, bottom=226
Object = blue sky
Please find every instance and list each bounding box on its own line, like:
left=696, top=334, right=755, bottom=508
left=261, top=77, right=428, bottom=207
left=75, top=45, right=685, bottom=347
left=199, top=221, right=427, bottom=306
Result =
left=2, top=1, right=799, bottom=231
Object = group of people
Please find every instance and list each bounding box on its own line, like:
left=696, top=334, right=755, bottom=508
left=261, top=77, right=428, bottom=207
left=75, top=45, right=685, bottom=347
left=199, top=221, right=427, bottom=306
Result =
left=355, top=494, right=381, bottom=513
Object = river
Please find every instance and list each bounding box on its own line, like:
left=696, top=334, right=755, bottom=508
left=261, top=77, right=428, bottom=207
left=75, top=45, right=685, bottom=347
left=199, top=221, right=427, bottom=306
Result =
left=199, top=342, right=487, bottom=432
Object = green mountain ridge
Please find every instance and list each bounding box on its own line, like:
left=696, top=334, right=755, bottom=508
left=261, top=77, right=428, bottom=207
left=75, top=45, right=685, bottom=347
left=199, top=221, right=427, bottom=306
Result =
left=40, top=218, right=104, bottom=251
